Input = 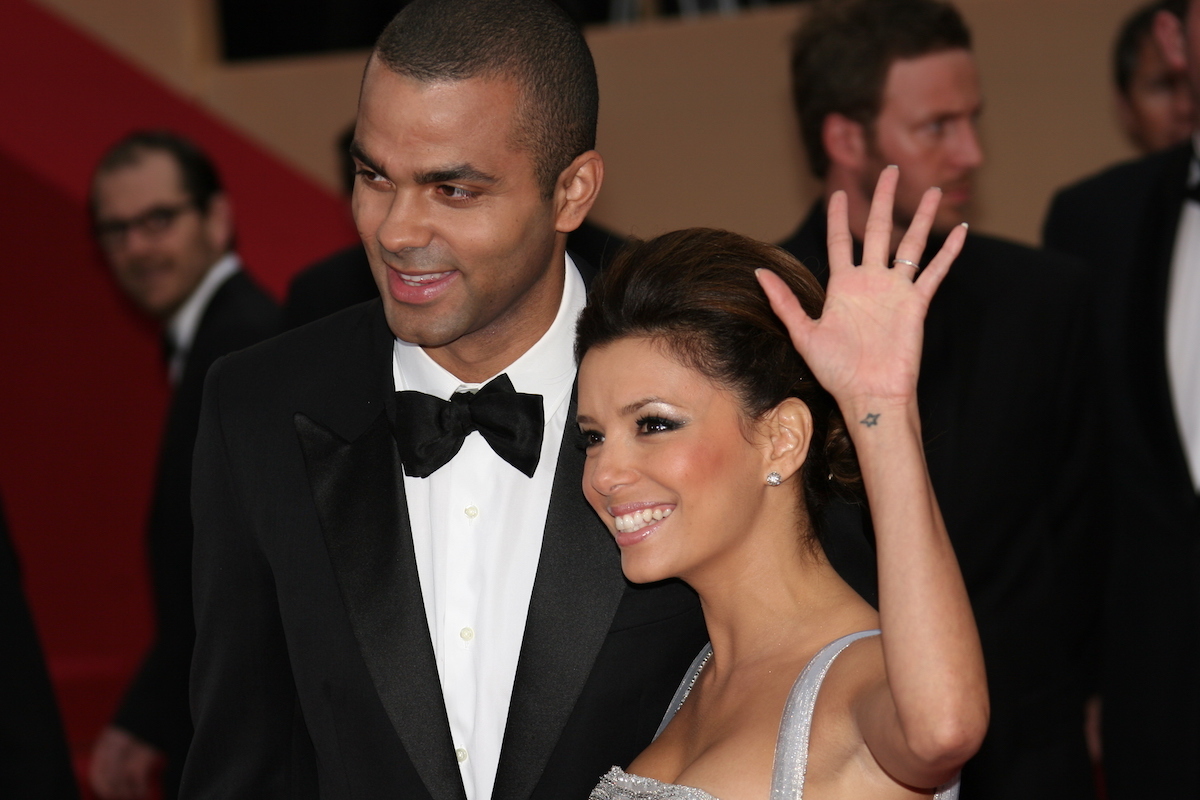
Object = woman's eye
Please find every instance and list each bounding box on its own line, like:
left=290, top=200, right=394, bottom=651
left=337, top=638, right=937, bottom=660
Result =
left=577, top=429, right=603, bottom=450
left=637, top=416, right=680, bottom=435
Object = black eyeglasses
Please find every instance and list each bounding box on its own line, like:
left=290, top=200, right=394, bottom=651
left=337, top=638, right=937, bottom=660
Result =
left=94, top=202, right=196, bottom=249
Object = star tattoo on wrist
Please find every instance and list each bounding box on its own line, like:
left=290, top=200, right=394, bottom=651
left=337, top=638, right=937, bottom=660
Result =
left=860, top=412, right=880, bottom=427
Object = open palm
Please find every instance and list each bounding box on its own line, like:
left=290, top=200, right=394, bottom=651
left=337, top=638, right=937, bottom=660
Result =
left=758, top=167, right=965, bottom=408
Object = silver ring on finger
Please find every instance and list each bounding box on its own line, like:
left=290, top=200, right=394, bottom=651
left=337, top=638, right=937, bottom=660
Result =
left=892, top=258, right=920, bottom=269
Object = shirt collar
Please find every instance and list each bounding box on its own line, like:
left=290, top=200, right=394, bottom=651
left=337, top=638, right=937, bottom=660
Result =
left=393, top=253, right=585, bottom=417
left=165, top=252, right=240, bottom=354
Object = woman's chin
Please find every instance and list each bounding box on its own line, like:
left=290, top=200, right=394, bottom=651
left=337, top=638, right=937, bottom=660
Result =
left=619, top=552, right=677, bottom=585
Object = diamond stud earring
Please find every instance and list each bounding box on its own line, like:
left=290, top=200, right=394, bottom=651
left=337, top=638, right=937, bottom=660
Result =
left=766, top=472, right=783, bottom=486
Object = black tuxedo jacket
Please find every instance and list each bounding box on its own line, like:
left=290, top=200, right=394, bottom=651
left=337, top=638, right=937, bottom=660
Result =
left=113, top=269, right=279, bottom=793
left=0, top=493, right=78, bottom=800
left=1044, top=143, right=1200, bottom=798
left=282, top=244, right=375, bottom=331
left=781, top=206, right=1102, bottom=800
left=182, top=286, right=707, bottom=799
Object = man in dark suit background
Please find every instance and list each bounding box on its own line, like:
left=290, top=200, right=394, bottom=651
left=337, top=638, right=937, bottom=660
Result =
left=183, top=2, right=706, bottom=798
left=280, top=124, right=379, bottom=331
left=87, top=130, right=280, bottom=800
left=1043, top=2, right=1200, bottom=795
left=779, top=2, right=1101, bottom=797
left=1113, top=0, right=1194, bottom=156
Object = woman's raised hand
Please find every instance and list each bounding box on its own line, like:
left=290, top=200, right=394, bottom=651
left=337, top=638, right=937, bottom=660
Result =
left=757, top=166, right=965, bottom=410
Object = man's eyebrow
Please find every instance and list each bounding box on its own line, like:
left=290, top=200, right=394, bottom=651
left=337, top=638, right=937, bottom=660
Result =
left=414, top=165, right=499, bottom=186
left=349, top=140, right=385, bottom=177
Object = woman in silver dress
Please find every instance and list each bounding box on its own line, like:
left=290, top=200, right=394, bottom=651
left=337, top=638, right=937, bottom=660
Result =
left=576, top=168, right=988, bottom=800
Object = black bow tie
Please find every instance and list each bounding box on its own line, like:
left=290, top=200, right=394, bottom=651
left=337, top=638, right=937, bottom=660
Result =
left=392, top=374, right=544, bottom=478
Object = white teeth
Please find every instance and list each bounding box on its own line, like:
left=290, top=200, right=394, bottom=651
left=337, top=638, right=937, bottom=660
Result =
left=613, top=507, right=672, bottom=534
left=399, top=271, right=449, bottom=286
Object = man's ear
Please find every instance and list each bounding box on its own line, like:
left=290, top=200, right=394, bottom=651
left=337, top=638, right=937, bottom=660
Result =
left=822, top=113, right=869, bottom=173
left=203, top=193, right=234, bottom=253
left=759, top=397, right=814, bottom=481
left=1114, top=90, right=1144, bottom=151
left=1156, top=8, right=1189, bottom=73
left=554, top=151, right=604, bottom=234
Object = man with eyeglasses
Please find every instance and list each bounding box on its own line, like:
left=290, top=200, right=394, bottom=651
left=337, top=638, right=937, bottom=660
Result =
left=87, top=130, right=279, bottom=800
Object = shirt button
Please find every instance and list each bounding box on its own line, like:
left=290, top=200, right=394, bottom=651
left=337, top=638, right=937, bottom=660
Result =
left=460, top=627, right=475, bottom=642
left=456, top=747, right=468, bottom=763
left=464, top=505, right=479, bottom=519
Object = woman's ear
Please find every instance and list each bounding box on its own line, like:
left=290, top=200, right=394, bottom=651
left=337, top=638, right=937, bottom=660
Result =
left=760, top=397, right=813, bottom=481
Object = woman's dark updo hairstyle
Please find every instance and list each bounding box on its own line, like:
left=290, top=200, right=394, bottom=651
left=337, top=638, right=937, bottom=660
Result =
left=575, top=227, right=863, bottom=537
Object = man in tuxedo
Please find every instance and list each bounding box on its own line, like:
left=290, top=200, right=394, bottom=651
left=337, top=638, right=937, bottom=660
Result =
left=87, top=130, right=280, bottom=800
left=182, top=2, right=706, bottom=798
left=1043, top=1, right=1200, bottom=794
left=780, top=2, right=1101, bottom=797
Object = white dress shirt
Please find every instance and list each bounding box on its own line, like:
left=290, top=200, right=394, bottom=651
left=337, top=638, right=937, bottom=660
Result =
left=392, top=256, right=585, bottom=800
left=164, top=253, right=240, bottom=385
left=1167, top=146, right=1200, bottom=490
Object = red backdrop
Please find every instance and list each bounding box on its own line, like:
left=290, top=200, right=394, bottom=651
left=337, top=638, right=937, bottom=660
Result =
left=0, top=0, right=357, bottom=786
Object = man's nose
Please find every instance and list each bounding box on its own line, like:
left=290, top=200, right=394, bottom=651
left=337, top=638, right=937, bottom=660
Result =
left=119, top=225, right=160, bottom=256
left=954, top=121, right=984, bottom=170
left=377, top=192, right=434, bottom=253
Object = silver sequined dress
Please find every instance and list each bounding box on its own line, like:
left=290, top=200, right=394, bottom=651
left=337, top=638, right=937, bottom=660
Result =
left=590, top=630, right=959, bottom=800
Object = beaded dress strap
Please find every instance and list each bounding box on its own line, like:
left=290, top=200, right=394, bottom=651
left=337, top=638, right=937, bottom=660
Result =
left=768, top=629, right=959, bottom=800
left=654, top=643, right=713, bottom=741
left=768, top=630, right=878, bottom=800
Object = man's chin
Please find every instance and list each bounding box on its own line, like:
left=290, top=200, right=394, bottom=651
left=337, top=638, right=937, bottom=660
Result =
left=384, top=308, right=465, bottom=351
left=933, top=205, right=970, bottom=236
left=134, top=286, right=187, bottom=320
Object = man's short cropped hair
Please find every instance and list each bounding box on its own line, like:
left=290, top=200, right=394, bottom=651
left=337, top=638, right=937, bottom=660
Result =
left=91, top=129, right=224, bottom=220
left=791, top=0, right=971, bottom=178
left=1162, top=0, right=1188, bottom=20
left=1115, top=2, right=1167, bottom=97
left=374, top=0, right=598, bottom=197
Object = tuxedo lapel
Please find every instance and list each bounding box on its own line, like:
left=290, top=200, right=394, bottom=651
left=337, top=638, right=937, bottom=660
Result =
left=1126, top=145, right=1196, bottom=497
left=296, top=303, right=467, bottom=800
left=491, top=391, right=627, bottom=800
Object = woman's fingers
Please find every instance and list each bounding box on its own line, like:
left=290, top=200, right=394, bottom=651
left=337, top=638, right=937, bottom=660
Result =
left=893, top=186, right=943, bottom=277
left=756, top=268, right=816, bottom=351
left=862, top=165, right=899, bottom=269
left=822, top=166, right=961, bottom=301
left=827, top=190, right=854, bottom=271
left=915, top=221, right=967, bottom=301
